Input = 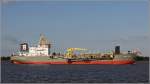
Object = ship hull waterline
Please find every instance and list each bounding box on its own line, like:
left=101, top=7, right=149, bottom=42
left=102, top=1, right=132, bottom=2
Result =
left=12, top=60, right=135, bottom=65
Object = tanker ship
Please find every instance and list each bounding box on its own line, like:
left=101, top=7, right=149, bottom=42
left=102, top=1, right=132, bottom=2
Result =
left=11, top=34, right=137, bottom=64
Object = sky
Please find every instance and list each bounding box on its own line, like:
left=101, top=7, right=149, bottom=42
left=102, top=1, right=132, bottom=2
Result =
left=1, top=1, right=149, bottom=56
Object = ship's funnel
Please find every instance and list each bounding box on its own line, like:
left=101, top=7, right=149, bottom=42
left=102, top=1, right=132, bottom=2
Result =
left=115, top=46, right=120, bottom=54
left=20, top=43, right=29, bottom=51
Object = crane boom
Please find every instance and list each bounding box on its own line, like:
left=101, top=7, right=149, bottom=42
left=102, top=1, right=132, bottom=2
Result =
left=65, top=48, right=87, bottom=59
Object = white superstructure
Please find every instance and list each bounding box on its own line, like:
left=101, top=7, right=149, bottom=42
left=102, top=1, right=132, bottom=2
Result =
left=28, top=47, right=49, bottom=56
left=19, top=34, right=51, bottom=56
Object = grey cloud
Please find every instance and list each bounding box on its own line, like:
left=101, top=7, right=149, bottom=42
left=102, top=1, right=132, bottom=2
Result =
left=2, top=35, right=21, bottom=45
left=1, top=35, right=22, bottom=56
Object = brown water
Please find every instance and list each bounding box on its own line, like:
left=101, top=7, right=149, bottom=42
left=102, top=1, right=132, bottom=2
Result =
left=1, top=60, right=149, bottom=83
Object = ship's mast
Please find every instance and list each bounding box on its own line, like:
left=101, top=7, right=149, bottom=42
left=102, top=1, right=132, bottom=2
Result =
left=38, top=34, right=51, bottom=48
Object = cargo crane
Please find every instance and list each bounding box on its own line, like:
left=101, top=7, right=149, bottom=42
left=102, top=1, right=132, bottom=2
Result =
left=65, top=48, right=87, bottom=59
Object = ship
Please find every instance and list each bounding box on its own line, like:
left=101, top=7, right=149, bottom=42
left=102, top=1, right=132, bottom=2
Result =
left=10, top=34, right=137, bottom=64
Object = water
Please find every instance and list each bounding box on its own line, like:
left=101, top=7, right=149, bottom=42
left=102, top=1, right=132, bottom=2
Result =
left=1, top=60, right=149, bottom=83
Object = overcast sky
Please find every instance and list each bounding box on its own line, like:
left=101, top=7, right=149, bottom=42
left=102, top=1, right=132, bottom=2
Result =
left=1, top=1, right=149, bottom=56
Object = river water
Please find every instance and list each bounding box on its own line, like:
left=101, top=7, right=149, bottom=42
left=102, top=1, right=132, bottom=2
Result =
left=1, top=60, right=149, bottom=83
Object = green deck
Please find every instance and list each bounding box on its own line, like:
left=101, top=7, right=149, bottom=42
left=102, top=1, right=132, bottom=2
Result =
left=11, top=56, right=66, bottom=62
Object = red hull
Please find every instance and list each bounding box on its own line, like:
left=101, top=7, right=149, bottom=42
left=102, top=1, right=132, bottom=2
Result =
left=12, top=60, right=135, bottom=65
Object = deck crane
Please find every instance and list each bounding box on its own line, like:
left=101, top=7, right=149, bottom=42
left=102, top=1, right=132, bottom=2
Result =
left=65, top=48, right=87, bottom=59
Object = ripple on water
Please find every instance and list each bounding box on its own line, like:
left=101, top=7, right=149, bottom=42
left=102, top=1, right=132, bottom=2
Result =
left=1, top=61, right=149, bottom=83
